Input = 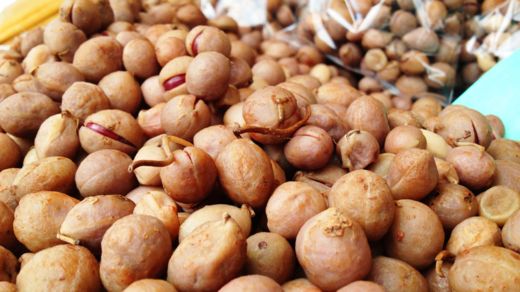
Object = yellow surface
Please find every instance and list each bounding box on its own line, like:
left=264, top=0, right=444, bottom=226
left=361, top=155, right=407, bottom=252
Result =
left=0, top=0, right=62, bottom=44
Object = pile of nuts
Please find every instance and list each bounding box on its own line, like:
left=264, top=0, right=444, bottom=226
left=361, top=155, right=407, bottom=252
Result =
left=0, top=0, right=519, bottom=291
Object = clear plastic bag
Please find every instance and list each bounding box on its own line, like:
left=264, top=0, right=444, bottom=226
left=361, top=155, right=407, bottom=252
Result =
left=297, top=0, right=464, bottom=104
left=462, top=0, right=519, bottom=73
left=199, top=0, right=269, bottom=27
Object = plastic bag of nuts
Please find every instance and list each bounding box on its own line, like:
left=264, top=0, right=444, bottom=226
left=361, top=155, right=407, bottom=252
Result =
left=459, top=0, right=520, bottom=88
left=297, top=0, right=464, bottom=103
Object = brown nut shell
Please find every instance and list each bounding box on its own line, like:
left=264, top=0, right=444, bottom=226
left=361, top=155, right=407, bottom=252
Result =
left=167, top=215, right=246, bottom=291
left=13, top=191, right=78, bottom=252
left=43, top=19, right=86, bottom=62
left=295, top=208, right=372, bottom=291
left=427, top=183, right=478, bottom=229
left=186, top=51, right=230, bottom=100
left=502, top=210, right=520, bottom=252
left=98, top=71, right=142, bottom=113
left=448, top=246, right=520, bottom=292
left=446, top=145, right=495, bottom=190
left=185, top=25, right=231, bottom=57
left=161, top=94, right=212, bottom=141
left=0, top=92, right=60, bottom=137
left=100, top=214, right=172, bottom=292
left=329, top=170, right=395, bottom=241
left=446, top=216, right=502, bottom=255
left=123, top=38, right=159, bottom=79
left=0, top=134, right=21, bottom=171
left=336, top=130, right=380, bottom=171
left=75, top=149, right=136, bottom=197
left=386, top=148, right=438, bottom=200
left=368, top=256, right=428, bottom=292
left=345, top=95, right=390, bottom=145
left=123, top=279, right=177, bottom=292
left=220, top=275, right=283, bottom=292
left=245, top=232, right=295, bottom=283
left=216, top=139, right=274, bottom=208
left=13, top=156, right=77, bottom=201
left=160, top=146, right=217, bottom=204
left=266, top=181, right=327, bottom=240
left=79, top=109, right=144, bottom=154
left=59, top=194, right=135, bottom=251
left=384, top=199, right=445, bottom=269
left=72, top=36, right=123, bottom=82
left=17, top=245, right=101, bottom=292
left=61, top=82, right=111, bottom=122
left=179, top=204, right=252, bottom=242
left=284, top=126, right=334, bottom=170
left=34, top=113, right=80, bottom=159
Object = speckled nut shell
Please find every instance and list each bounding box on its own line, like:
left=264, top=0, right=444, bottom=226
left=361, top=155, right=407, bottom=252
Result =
left=216, top=139, right=275, bottom=208
left=0, top=92, right=60, bottom=137
left=252, top=59, right=286, bottom=86
left=100, top=214, right=171, bottom=292
left=159, top=56, right=193, bottom=101
left=33, top=61, right=85, bottom=101
left=159, top=146, right=217, bottom=204
left=22, top=45, right=57, bottom=74
left=34, top=112, right=80, bottom=159
left=155, top=30, right=188, bottom=66
left=13, top=191, right=79, bottom=252
left=61, top=82, right=111, bottom=122
left=73, top=36, right=123, bottom=82
left=98, top=71, right=142, bottom=113
left=185, top=25, right=231, bottom=57
left=386, top=148, right=438, bottom=200
left=284, top=125, right=334, bottom=170
left=186, top=51, right=230, bottom=100
left=122, top=38, right=159, bottom=79
left=43, top=19, right=87, bottom=62
left=60, top=0, right=114, bottom=35
left=160, top=94, right=212, bottom=141
left=75, top=149, right=136, bottom=197
left=295, top=208, right=372, bottom=291
left=345, top=95, right=390, bottom=145
left=17, top=245, right=101, bottom=292
left=79, top=109, right=144, bottom=154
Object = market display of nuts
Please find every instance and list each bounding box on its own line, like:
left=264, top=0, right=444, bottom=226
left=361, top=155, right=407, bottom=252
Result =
left=0, top=0, right=517, bottom=291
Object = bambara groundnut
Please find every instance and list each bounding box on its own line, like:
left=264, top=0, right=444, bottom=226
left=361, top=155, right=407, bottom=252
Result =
left=281, top=278, right=321, bottom=292
left=446, top=216, right=502, bottom=255
left=448, top=246, right=520, bottom=292
left=385, top=199, right=444, bottom=269
left=58, top=194, right=135, bottom=251
left=13, top=156, right=77, bottom=201
left=75, top=149, right=136, bottom=197
left=123, top=279, right=177, bottom=292
left=219, top=275, right=283, bottom=292
left=386, top=148, right=438, bottom=200
left=478, top=185, right=520, bottom=226
left=216, top=139, right=274, bottom=208
left=133, top=191, right=180, bottom=239
left=336, top=130, right=380, bottom=170
left=368, top=256, right=428, bottom=292
left=295, top=208, right=372, bottom=291
left=245, top=232, right=295, bottom=283
left=502, top=210, right=520, bottom=252
left=179, top=204, right=252, bottom=242
left=427, top=183, right=479, bottom=229
left=16, top=244, right=101, bottom=292
left=100, top=214, right=172, bottom=292
left=266, top=181, right=327, bottom=240
left=167, top=214, right=246, bottom=291
left=329, top=170, right=395, bottom=241
left=13, top=191, right=78, bottom=252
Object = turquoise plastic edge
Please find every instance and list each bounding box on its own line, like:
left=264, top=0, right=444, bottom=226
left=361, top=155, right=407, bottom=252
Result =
left=453, top=49, right=520, bottom=141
